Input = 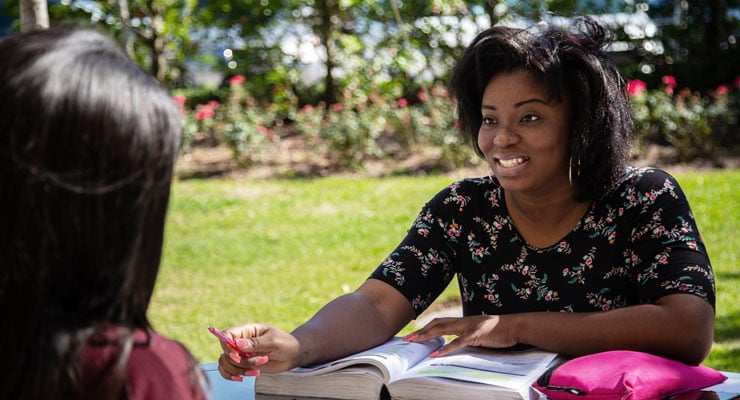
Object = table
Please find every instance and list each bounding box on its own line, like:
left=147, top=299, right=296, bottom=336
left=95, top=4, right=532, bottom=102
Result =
left=201, top=363, right=740, bottom=400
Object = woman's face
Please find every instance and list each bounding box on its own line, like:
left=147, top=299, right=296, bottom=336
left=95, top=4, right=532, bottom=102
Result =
left=478, top=69, right=573, bottom=197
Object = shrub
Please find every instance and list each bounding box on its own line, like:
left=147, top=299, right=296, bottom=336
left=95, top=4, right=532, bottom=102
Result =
left=629, top=76, right=739, bottom=161
left=178, top=75, right=738, bottom=172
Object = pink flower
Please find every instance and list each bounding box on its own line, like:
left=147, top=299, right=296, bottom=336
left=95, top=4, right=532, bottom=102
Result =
left=172, top=94, right=187, bottom=106
left=661, top=75, right=676, bottom=89
left=195, top=103, right=216, bottom=120
left=173, top=94, right=187, bottom=115
left=716, top=85, right=728, bottom=95
left=229, top=75, right=245, bottom=85
left=417, top=92, right=428, bottom=102
left=331, top=103, right=343, bottom=112
left=195, top=109, right=214, bottom=120
left=302, top=104, right=314, bottom=113
left=431, top=86, right=448, bottom=97
left=733, top=76, right=740, bottom=88
left=627, top=79, right=647, bottom=97
left=397, top=98, right=408, bottom=107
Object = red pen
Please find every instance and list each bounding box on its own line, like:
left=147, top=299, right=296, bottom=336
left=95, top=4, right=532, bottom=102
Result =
left=208, top=326, right=252, bottom=357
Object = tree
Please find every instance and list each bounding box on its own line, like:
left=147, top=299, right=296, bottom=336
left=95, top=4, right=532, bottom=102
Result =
left=19, top=0, right=48, bottom=32
left=646, top=0, right=739, bottom=90
left=36, top=0, right=197, bottom=85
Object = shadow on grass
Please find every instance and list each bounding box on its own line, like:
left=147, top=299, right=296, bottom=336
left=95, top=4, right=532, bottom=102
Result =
left=708, top=347, right=740, bottom=372
left=714, top=309, right=740, bottom=343
left=709, top=308, right=740, bottom=371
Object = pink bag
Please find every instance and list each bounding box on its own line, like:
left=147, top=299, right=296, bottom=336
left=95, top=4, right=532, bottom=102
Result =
left=532, top=350, right=726, bottom=400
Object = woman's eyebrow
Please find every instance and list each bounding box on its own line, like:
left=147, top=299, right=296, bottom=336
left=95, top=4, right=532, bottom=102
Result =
left=481, top=98, right=547, bottom=111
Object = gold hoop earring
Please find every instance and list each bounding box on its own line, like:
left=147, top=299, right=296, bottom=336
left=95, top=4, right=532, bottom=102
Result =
left=569, top=156, right=581, bottom=187
left=568, top=156, right=573, bottom=187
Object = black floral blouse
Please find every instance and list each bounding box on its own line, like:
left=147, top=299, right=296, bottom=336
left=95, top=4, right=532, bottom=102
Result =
left=370, top=167, right=715, bottom=317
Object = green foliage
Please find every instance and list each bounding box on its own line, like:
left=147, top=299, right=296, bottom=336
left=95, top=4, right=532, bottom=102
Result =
left=180, top=73, right=736, bottom=171
left=173, top=86, right=227, bottom=109
left=629, top=77, right=739, bottom=161
left=643, top=1, right=740, bottom=90
left=181, top=76, right=478, bottom=169
left=150, top=171, right=740, bottom=372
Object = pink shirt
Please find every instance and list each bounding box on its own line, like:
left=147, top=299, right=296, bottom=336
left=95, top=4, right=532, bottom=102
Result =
left=81, top=327, right=209, bottom=400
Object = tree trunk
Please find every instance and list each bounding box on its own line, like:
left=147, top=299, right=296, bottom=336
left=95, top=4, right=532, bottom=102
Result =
left=19, top=0, right=49, bottom=32
left=484, top=0, right=500, bottom=26
left=146, top=0, right=167, bottom=82
left=114, top=0, right=136, bottom=57
left=317, top=0, right=338, bottom=105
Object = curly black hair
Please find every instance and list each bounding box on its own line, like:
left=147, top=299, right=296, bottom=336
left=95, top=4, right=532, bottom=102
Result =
left=450, top=16, right=633, bottom=201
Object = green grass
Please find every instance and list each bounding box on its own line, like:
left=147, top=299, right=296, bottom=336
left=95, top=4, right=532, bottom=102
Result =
left=149, top=169, right=740, bottom=372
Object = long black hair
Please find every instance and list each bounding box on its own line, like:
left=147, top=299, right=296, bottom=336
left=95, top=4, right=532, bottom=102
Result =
left=0, top=27, right=186, bottom=398
left=450, top=16, right=633, bottom=201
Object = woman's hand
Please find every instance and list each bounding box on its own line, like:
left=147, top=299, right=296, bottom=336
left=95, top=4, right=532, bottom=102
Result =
left=216, top=323, right=302, bottom=381
left=403, top=315, right=519, bottom=357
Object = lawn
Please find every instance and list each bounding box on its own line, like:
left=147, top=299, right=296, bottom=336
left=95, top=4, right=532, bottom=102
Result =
left=149, top=169, right=739, bottom=372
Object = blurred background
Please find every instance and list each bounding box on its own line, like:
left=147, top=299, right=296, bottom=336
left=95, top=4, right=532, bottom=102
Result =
left=2, top=0, right=737, bottom=173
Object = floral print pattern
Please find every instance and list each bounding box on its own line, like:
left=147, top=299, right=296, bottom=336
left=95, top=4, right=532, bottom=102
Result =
left=371, top=167, right=715, bottom=317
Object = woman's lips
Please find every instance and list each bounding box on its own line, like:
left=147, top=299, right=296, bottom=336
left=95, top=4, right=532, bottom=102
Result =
left=493, top=156, right=529, bottom=177
left=495, top=156, right=529, bottom=168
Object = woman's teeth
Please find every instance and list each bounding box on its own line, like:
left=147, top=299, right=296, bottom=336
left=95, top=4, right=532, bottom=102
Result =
left=498, top=157, right=528, bottom=168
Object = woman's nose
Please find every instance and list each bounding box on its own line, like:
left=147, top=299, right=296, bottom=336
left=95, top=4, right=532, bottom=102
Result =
left=492, top=126, right=519, bottom=148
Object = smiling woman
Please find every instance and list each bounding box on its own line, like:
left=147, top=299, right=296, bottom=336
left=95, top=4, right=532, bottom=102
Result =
left=213, top=15, right=716, bottom=383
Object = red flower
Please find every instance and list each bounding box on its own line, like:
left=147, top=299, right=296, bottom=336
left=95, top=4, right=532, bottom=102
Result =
left=331, top=103, right=343, bottom=112
left=417, top=92, right=428, bottom=102
left=627, top=79, right=647, bottom=97
left=173, top=94, right=187, bottom=115
left=661, top=75, right=676, bottom=89
left=301, top=104, right=314, bottom=113
left=716, top=84, right=728, bottom=95
left=172, top=94, right=187, bottom=106
left=229, top=75, right=245, bottom=85
left=195, top=103, right=216, bottom=120
left=397, top=98, right=408, bottom=107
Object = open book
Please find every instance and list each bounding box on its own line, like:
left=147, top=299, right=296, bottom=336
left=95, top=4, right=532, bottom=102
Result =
left=254, top=337, right=559, bottom=400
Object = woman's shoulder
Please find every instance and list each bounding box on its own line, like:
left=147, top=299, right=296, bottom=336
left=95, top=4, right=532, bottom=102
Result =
left=128, top=330, right=199, bottom=374
left=428, top=176, right=501, bottom=207
left=614, top=166, right=682, bottom=193
left=437, top=176, right=499, bottom=195
left=601, top=166, right=688, bottom=208
left=81, top=327, right=207, bottom=400
left=127, top=330, right=208, bottom=400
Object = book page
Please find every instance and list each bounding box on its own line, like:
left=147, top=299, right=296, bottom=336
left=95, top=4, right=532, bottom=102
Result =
left=288, top=337, right=444, bottom=381
left=391, top=346, right=558, bottom=390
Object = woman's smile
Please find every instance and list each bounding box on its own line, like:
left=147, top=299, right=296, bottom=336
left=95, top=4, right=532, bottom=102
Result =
left=478, top=68, right=572, bottom=195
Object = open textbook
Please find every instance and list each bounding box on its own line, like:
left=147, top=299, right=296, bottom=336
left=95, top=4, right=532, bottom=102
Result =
left=254, top=337, right=560, bottom=400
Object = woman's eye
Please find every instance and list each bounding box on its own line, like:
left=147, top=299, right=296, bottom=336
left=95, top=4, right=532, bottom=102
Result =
left=482, top=117, right=497, bottom=126
left=521, top=114, right=540, bottom=123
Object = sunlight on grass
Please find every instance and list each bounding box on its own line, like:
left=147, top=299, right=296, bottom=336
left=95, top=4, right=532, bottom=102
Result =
left=149, top=170, right=739, bottom=372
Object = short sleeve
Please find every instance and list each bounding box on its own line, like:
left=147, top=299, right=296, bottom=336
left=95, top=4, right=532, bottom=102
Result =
left=369, top=185, right=461, bottom=316
left=626, top=170, right=715, bottom=308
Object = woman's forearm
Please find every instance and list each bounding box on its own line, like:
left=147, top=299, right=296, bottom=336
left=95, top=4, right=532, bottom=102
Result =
left=291, top=279, right=415, bottom=367
left=513, top=294, right=714, bottom=365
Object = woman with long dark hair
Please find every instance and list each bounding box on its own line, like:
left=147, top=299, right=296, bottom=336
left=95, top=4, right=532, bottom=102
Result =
left=0, top=27, right=208, bottom=399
